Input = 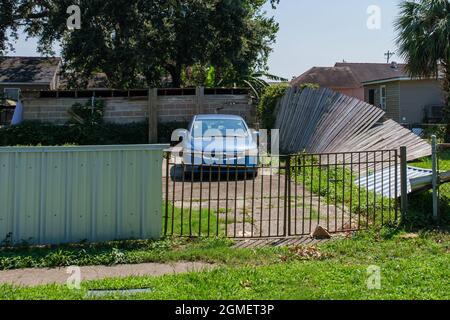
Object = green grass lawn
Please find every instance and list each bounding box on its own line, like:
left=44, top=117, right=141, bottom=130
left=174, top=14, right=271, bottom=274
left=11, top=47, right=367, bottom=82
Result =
left=164, top=204, right=232, bottom=238
left=1, top=229, right=449, bottom=300
left=0, top=237, right=285, bottom=271
left=408, top=150, right=450, bottom=228
left=292, top=155, right=397, bottom=228
left=1, top=152, right=449, bottom=300
left=410, top=150, right=450, bottom=171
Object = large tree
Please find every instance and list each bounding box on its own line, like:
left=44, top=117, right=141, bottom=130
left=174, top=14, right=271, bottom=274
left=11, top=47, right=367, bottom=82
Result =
left=395, top=0, right=450, bottom=141
left=0, top=0, right=280, bottom=88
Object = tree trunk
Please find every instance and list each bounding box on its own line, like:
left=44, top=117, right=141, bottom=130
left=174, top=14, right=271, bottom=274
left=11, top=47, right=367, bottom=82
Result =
left=167, top=64, right=183, bottom=88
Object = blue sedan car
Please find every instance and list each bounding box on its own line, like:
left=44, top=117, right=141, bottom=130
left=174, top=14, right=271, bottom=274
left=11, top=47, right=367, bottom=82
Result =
left=171, top=115, right=259, bottom=179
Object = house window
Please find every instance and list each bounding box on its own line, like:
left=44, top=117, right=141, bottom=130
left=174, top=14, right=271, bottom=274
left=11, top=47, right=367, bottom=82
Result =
left=3, top=88, right=21, bottom=101
left=368, top=89, right=375, bottom=105
left=380, top=85, right=386, bottom=110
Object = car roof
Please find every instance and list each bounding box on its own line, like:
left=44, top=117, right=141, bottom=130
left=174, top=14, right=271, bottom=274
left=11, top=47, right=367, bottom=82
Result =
left=194, top=114, right=245, bottom=121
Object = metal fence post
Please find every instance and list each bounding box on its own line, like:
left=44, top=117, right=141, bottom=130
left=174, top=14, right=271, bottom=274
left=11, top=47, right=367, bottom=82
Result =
left=400, top=146, right=408, bottom=219
left=431, top=135, right=439, bottom=221
left=285, top=156, right=292, bottom=237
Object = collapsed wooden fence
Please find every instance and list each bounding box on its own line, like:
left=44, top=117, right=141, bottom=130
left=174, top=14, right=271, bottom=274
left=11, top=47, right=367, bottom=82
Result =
left=274, top=87, right=431, bottom=163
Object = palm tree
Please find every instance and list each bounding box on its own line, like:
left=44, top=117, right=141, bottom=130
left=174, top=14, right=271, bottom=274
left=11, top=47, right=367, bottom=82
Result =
left=242, top=71, right=288, bottom=101
left=395, top=0, right=450, bottom=141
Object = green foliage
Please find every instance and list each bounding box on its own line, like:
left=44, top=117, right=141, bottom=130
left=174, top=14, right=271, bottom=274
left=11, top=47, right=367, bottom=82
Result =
left=257, top=83, right=289, bottom=129
left=240, top=71, right=288, bottom=100
left=165, top=203, right=235, bottom=237
left=68, top=98, right=105, bottom=125
left=257, top=83, right=320, bottom=129
left=205, top=66, right=216, bottom=88
left=421, top=125, right=447, bottom=142
left=0, top=121, right=149, bottom=146
left=408, top=150, right=450, bottom=228
left=1, top=231, right=450, bottom=299
left=0, top=1, right=280, bottom=88
left=298, top=83, right=320, bottom=90
left=157, top=121, right=189, bottom=143
left=0, top=116, right=191, bottom=146
left=293, top=155, right=397, bottom=229
left=0, top=235, right=280, bottom=271
left=395, top=0, right=450, bottom=141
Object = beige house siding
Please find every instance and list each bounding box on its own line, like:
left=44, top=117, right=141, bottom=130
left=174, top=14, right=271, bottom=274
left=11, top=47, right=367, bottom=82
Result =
left=364, top=81, right=400, bottom=122
left=335, top=87, right=364, bottom=100
left=399, top=79, right=443, bottom=124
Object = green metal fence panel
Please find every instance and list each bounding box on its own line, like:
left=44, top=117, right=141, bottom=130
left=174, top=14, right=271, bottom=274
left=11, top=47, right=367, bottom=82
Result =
left=0, top=145, right=167, bottom=245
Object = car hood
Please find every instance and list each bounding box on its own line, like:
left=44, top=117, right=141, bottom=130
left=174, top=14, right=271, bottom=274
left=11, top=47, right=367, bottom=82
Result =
left=183, top=137, right=257, bottom=153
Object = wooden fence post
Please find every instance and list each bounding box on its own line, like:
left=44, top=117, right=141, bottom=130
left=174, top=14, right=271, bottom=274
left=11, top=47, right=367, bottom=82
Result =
left=195, top=86, right=205, bottom=114
left=400, top=146, right=408, bottom=219
left=148, top=88, right=158, bottom=143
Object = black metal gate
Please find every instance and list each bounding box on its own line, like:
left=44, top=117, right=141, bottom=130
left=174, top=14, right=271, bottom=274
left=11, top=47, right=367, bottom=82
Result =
left=163, top=150, right=399, bottom=238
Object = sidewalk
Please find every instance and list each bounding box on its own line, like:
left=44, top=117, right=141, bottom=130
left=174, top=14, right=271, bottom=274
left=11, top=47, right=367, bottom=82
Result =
left=0, top=262, right=215, bottom=287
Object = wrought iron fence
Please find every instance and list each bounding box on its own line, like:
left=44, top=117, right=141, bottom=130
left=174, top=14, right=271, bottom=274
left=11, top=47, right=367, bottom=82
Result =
left=163, top=150, right=400, bottom=238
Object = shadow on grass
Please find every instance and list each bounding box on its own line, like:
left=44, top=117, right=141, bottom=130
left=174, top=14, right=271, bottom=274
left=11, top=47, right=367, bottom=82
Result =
left=400, top=190, right=450, bottom=232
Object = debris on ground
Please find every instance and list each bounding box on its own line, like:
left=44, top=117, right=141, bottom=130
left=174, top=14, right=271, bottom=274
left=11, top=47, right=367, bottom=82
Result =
left=280, top=245, right=325, bottom=262
left=311, top=226, right=332, bottom=240
left=399, top=233, right=419, bottom=240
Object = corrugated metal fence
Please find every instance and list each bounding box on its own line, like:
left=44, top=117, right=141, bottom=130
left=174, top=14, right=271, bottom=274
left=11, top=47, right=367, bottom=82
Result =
left=0, top=145, right=166, bottom=245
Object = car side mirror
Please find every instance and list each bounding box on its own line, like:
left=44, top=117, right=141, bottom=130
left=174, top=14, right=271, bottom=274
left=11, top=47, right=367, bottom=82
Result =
left=249, top=129, right=260, bottom=138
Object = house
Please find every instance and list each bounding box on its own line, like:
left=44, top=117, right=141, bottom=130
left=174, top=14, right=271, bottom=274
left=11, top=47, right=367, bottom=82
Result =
left=361, top=72, right=444, bottom=125
left=0, top=56, right=62, bottom=100
left=292, top=62, right=444, bottom=125
left=290, top=66, right=363, bottom=99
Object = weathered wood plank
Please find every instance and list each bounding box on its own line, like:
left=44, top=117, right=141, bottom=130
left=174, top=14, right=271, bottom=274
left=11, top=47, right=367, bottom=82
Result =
left=274, top=88, right=430, bottom=161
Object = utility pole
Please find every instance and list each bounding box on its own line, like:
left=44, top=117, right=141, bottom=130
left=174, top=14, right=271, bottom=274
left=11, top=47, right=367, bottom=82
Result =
left=384, top=50, right=395, bottom=63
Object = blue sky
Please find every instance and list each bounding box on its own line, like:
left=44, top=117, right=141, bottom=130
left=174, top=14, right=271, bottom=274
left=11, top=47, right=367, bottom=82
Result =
left=264, top=0, right=404, bottom=79
left=11, top=0, right=404, bottom=80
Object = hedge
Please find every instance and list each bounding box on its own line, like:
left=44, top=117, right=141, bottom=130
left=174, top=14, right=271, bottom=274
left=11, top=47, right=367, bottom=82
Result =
left=258, top=83, right=319, bottom=129
left=0, top=121, right=189, bottom=146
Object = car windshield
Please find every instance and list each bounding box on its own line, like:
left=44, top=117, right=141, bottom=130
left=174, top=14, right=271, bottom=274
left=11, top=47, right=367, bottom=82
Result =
left=191, top=119, right=248, bottom=138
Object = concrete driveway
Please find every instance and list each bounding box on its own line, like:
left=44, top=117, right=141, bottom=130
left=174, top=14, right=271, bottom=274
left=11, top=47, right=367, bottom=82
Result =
left=163, top=160, right=356, bottom=238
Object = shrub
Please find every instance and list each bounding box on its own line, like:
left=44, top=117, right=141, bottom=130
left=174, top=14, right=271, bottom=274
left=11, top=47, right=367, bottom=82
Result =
left=0, top=98, right=190, bottom=146
left=0, top=121, right=192, bottom=146
left=0, top=121, right=150, bottom=146
left=158, top=121, right=190, bottom=143
left=257, top=83, right=290, bottom=129
left=68, top=98, right=106, bottom=125
left=258, top=83, right=320, bottom=129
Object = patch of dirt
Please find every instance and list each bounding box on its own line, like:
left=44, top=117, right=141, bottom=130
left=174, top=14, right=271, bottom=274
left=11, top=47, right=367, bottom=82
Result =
left=280, top=245, right=327, bottom=262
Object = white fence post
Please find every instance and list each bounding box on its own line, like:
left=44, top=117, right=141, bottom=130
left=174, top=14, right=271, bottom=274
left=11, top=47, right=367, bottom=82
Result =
left=431, top=135, right=439, bottom=221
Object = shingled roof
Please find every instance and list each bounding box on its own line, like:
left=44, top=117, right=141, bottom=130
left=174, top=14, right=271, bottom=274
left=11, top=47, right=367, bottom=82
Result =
left=334, top=62, right=408, bottom=83
left=292, top=62, right=410, bottom=89
left=291, top=66, right=361, bottom=89
left=0, top=56, right=61, bottom=84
